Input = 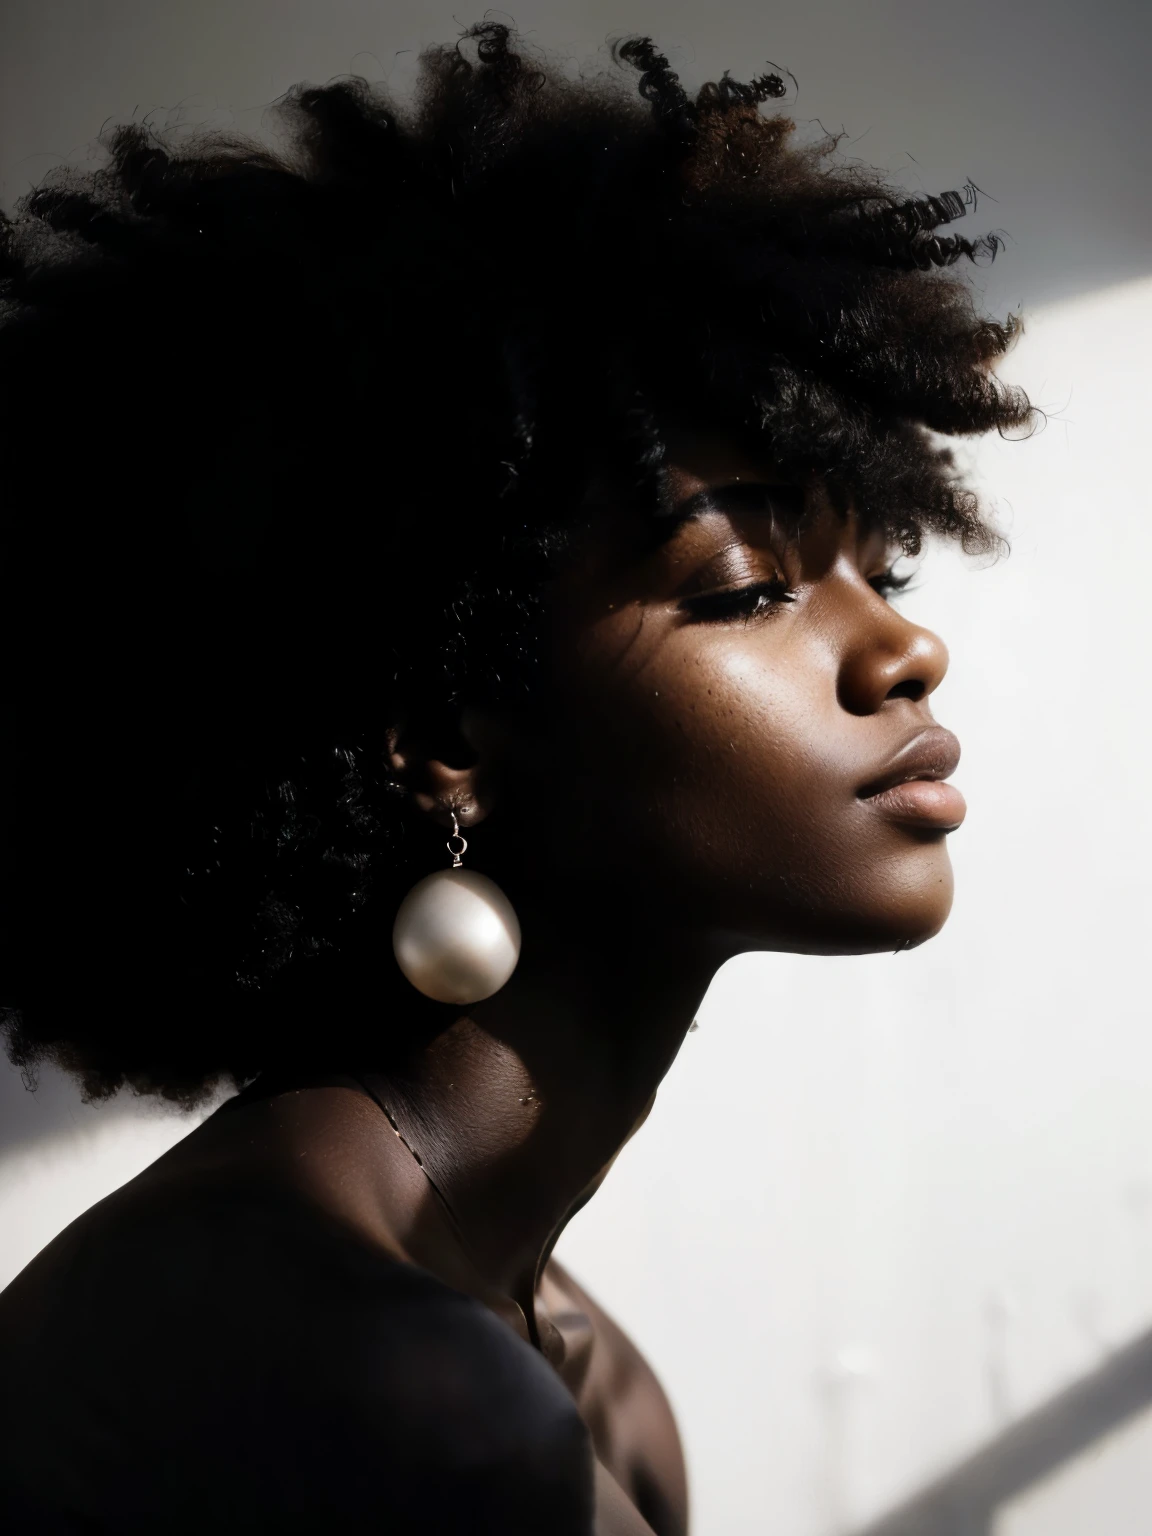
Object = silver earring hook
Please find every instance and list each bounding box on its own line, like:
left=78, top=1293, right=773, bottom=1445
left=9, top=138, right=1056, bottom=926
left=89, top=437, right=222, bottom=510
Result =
left=447, top=811, right=468, bottom=869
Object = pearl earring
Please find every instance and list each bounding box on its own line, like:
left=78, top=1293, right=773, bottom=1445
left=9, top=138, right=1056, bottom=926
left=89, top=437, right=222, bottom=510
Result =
left=392, top=812, right=521, bottom=1005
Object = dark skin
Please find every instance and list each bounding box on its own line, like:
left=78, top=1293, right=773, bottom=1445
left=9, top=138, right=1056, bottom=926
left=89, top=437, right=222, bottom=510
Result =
left=0, top=427, right=965, bottom=1535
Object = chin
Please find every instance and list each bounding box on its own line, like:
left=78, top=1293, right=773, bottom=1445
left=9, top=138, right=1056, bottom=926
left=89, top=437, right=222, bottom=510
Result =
left=741, top=842, right=957, bottom=958
left=833, top=844, right=957, bottom=955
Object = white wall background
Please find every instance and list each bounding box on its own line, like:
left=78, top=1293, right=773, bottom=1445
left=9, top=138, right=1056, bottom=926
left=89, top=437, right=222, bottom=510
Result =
left=3, top=7, right=1151, bottom=1534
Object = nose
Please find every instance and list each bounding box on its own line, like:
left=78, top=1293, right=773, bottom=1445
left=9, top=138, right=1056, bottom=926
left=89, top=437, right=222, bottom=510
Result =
left=837, top=601, right=950, bottom=716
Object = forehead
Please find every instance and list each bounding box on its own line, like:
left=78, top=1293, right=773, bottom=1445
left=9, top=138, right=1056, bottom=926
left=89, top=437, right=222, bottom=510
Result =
left=653, top=424, right=896, bottom=556
left=577, top=420, right=798, bottom=547
left=658, top=423, right=787, bottom=501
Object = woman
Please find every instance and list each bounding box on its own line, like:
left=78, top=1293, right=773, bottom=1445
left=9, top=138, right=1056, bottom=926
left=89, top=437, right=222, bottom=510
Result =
left=0, top=22, right=1031, bottom=1534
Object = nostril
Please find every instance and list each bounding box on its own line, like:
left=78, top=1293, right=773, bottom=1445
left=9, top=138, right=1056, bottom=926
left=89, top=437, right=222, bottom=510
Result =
left=886, top=678, right=925, bottom=702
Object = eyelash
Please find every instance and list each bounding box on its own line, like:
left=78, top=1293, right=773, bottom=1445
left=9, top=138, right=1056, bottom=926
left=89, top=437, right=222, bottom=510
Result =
left=869, top=568, right=917, bottom=600
left=682, top=566, right=914, bottom=623
left=680, top=576, right=796, bottom=623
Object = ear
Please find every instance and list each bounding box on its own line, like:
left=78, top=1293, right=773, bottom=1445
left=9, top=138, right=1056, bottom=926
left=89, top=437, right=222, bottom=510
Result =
left=385, top=705, right=501, bottom=830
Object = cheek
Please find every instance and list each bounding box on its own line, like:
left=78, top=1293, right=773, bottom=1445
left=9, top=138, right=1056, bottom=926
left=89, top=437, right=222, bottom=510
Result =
left=534, top=611, right=955, bottom=950
left=553, top=623, right=850, bottom=890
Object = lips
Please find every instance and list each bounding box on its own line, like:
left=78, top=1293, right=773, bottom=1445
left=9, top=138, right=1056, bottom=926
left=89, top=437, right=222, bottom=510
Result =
left=858, top=726, right=966, bottom=829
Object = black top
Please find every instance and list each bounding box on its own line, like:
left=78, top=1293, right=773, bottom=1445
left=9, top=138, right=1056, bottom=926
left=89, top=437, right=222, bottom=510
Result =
left=0, top=1179, right=594, bottom=1532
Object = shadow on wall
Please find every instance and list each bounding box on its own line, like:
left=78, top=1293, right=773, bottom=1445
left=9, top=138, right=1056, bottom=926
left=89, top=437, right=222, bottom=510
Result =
left=849, top=1326, right=1152, bottom=1536
left=0, top=1054, right=211, bottom=1289
left=1, top=1056, right=104, bottom=1167
left=0, top=1054, right=198, bottom=1173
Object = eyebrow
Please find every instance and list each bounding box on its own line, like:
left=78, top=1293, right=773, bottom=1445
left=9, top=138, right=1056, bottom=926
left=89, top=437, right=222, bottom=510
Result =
left=655, top=480, right=808, bottom=529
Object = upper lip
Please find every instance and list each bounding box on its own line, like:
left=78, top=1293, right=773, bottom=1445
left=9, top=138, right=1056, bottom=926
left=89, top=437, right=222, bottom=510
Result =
left=858, top=726, right=962, bottom=799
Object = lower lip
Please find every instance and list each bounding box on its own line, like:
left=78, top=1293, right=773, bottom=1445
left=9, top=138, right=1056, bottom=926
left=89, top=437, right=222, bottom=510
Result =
left=863, top=780, right=967, bottom=828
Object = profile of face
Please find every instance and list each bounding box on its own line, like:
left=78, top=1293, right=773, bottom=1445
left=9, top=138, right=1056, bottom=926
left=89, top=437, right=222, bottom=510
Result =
left=465, top=426, right=965, bottom=967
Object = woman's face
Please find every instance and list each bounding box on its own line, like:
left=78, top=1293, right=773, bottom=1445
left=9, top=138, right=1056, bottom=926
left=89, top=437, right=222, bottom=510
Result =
left=485, top=427, right=965, bottom=961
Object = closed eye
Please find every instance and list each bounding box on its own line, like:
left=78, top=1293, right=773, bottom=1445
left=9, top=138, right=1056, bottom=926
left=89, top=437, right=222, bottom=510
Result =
left=679, top=576, right=797, bottom=623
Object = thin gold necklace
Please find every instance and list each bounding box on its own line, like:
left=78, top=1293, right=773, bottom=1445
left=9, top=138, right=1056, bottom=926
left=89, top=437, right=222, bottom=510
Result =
left=351, top=1070, right=477, bottom=1258
left=352, top=1069, right=549, bottom=1350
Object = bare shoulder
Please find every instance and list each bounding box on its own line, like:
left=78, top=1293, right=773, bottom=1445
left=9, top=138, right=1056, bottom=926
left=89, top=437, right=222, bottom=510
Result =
left=545, top=1257, right=689, bottom=1536
left=0, top=1177, right=593, bottom=1534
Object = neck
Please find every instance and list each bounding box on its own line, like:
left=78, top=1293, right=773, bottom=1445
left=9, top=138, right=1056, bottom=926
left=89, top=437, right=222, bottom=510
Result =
left=362, top=920, right=718, bottom=1321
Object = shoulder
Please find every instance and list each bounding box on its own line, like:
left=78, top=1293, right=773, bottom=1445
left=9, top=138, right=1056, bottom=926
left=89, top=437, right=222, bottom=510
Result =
left=0, top=1182, right=593, bottom=1534
left=545, top=1258, right=688, bottom=1536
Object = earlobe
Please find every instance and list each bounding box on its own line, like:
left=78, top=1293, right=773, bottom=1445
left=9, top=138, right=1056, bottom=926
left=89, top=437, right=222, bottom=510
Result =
left=385, top=710, right=498, bottom=829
